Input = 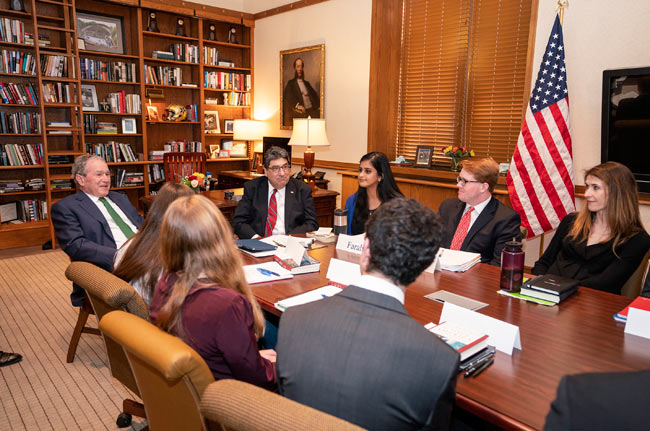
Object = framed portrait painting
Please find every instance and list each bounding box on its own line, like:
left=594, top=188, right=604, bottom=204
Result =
left=280, top=44, right=325, bottom=129
left=76, top=11, right=125, bottom=54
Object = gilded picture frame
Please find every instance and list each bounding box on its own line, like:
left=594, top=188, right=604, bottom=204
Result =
left=280, top=44, right=325, bottom=129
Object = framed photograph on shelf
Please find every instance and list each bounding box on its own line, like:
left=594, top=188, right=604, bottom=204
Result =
left=251, top=152, right=263, bottom=171
left=218, top=150, right=230, bottom=158
left=209, top=144, right=220, bottom=159
left=80, top=84, right=99, bottom=111
left=221, top=139, right=233, bottom=151
left=204, top=110, right=221, bottom=134
left=230, top=140, right=248, bottom=158
left=224, top=119, right=234, bottom=134
left=415, top=146, right=434, bottom=168
left=76, top=11, right=125, bottom=55
left=146, top=105, right=159, bottom=121
left=122, top=118, right=137, bottom=134
left=280, top=44, right=325, bottom=129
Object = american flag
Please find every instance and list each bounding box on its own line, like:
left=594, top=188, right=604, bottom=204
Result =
left=506, top=14, right=575, bottom=238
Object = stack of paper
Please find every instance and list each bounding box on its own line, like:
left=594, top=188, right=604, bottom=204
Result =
left=274, top=285, right=342, bottom=311
left=326, top=258, right=361, bottom=287
left=438, top=248, right=481, bottom=272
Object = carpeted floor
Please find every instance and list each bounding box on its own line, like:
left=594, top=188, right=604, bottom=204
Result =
left=0, top=250, right=146, bottom=430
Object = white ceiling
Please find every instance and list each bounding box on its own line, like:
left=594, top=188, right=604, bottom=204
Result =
left=194, top=0, right=297, bottom=14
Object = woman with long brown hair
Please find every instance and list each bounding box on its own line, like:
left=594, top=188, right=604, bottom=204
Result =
left=113, top=183, right=194, bottom=305
left=532, top=162, right=650, bottom=294
left=149, top=194, right=276, bottom=387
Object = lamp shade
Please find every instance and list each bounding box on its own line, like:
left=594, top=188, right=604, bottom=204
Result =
left=288, top=118, right=330, bottom=148
left=233, top=119, right=264, bottom=141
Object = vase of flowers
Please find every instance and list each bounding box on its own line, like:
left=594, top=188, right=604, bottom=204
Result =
left=182, top=172, right=205, bottom=193
left=442, top=146, right=475, bottom=172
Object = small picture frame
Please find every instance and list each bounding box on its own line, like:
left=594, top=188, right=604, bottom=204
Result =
left=224, top=119, right=234, bottom=134
left=252, top=152, right=263, bottom=171
left=209, top=144, right=220, bottom=159
left=218, top=149, right=230, bottom=158
left=415, top=145, right=434, bottom=168
left=77, top=38, right=86, bottom=50
left=204, top=110, right=221, bottom=134
left=230, top=140, right=248, bottom=158
left=81, top=84, right=99, bottom=111
left=221, top=139, right=233, bottom=151
left=147, top=105, right=159, bottom=121
left=122, top=118, right=137, bottom=134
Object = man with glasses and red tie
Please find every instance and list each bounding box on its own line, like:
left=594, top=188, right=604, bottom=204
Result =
left=438, top=157, right=521, bottom=265
left=52, top=155, right=143, bottom=307
left=232, top=146, right=318, bottom=239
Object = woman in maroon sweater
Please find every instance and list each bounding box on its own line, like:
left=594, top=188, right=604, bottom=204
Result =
left=149, top=194, right=276, bottom=389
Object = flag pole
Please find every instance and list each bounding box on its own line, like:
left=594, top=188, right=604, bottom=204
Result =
left=557, top=0, right=568, bottom=25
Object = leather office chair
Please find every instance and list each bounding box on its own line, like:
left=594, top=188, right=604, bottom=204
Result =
left=163, top=152, right=207, bottom=183
left=99, top=310, right=215, bottom=431
left=200, top=379, right=364, bottom=431
left=620, top=248, right=650, bottom=298
left=65, top=262, right=149, bottom=427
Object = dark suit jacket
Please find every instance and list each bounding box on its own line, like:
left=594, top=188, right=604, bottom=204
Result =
left=232, top=176, right=318, bottom=239
left=277, top=285, right=459, bottom=431
left=282, top=77, right=320, bottom=126
left=545, top=370, right=650, bottom=431
left=439, top=197, right=521, bottom=266
left=51, top=191, right=143, bottom=305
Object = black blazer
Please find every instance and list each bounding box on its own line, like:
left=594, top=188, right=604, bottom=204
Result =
left=545, top=370, right=650, bottom=431
left=282, top=77, right=320, bottom=126
left=231, top=176, right=318, bottom=239
left=439, top=197, right=521, bottom=266
left=51, top=191, right=143, bottom=305
left=277, top=285, right=459, bottom=431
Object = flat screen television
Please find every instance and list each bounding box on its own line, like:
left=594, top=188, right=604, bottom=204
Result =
left=601, top=66, right=650, bottom=192
left=262, top=137, right=292, bottom=164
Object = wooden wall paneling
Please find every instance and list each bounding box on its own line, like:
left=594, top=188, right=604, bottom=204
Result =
left=367, top=0, right=402, bottom=157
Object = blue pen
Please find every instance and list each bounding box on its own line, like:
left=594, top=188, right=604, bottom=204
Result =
left=257, top=268, right=280, bottom=277
left=321, top=294, right=328, bottom=299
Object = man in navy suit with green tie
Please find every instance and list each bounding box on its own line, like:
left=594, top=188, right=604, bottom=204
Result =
left=52, top=155, right=143, bottom=306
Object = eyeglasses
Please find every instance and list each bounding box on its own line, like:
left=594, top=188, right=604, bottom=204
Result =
left=456, top=176, right=482, bottom=186
left=268, top=164, right=291, bottom=173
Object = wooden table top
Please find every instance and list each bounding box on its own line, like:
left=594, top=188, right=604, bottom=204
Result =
left=240, top=244, right=650, bottom=431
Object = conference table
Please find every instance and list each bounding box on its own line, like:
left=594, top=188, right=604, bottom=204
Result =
left=240, top=243, right=650, bottom=431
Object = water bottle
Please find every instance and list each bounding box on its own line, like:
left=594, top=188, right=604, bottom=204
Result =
left=333, top=208, right=348, bottom=235
left=500, top=238, right=524, bottom=292
left=205, top=172, right=212, bottom=191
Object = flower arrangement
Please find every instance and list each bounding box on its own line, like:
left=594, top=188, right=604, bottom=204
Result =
left=181, top=172, right=205, bottom=193
left=442, top=146, right=475, bottom=172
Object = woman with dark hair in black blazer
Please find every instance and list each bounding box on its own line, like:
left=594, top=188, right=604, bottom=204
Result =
left=344, top=152, right=403, bottom=235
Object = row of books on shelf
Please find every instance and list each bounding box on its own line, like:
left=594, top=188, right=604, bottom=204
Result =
left=51, top=179, right=73, bottom=189
left=106, top=91, right=141, bottom=114
left=152, top=44, right=200, bottom=63
left=0, top=111, right=41, bottom=134
left=1, top=49, right=36, bottom=75
left=144, top=65, right=183, bottom=86
left=148, top=141, right=203, bottom=161
left=203, top=47, right=221, bottom=66
left=186, top=104, right=199, bottom=122
left=41, top=54, right=69, bottom=78
left=80, top=59, right=137, bottom=83
left=47, top=121, right=72, bottom=135
left=86, top=142, right=138, bottom=163
left=0, top=82, right=38, bottom=105
left=204, top=72, right=251, bottom=91
left=0, top=199, right=47, bottom=224
left=223, top=91, right=250, bottom=106
left=42, top=82, right=74, bottom=104
left=0, top=143, right=43, bottom=166
left=0, top=18, right=24, bottom=44
left=148, top=163, right=165, bottom=182
left=114, top=169, right=144, bottom=187
left=24, top=32, right=50, bottom=47
left=0, top=178, right=44, bottom=193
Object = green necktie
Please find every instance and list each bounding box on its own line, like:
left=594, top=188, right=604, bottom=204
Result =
left=98, top=197, right=135, bottom=239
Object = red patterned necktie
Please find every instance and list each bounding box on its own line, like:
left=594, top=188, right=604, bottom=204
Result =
left=265, top=188, right=278, bottom=237
left=450, top=207, right=474, bottom=250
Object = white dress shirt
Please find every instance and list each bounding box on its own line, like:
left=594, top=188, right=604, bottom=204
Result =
left=268, top=182, right=286, bottom=236
left=464, top=196, right=491, bottom=231
left=84, top=192, right=138, bottom=249
left=355, top=274, right=405, bottom=305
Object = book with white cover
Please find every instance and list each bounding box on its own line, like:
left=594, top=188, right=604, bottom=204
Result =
left=274, top=285, right=342, bottom=311
left=438, top=248, right=481, bottom=272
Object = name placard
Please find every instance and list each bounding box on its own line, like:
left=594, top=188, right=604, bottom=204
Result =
left=335, top=233, right=365, bottom=255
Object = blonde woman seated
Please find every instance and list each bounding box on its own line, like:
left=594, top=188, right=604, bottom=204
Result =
left=113, top=183, right=194, bottom=305
left=532, top=162, right=650, bottom=295
left=149, top=194, right=276, bottom=388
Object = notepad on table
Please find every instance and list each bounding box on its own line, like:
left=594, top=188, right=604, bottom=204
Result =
left=274, top=285, right=342, bottom=312
left=243, top=262, right=293, bottom=284
left=438, top=248, right=481, bottom=272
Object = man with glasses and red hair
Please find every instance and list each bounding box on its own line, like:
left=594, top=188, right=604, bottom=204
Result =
left=438, top=156, right=521, bottom=265
left=232, top=146, right=318, bottom=239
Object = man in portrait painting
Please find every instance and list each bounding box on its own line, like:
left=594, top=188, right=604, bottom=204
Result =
left=282, top=58, right=320, bottom=127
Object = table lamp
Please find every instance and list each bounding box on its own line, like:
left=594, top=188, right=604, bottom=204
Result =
left=288, top=117, right=330, bottom=190
left=233, top=119, right=264, bottom=172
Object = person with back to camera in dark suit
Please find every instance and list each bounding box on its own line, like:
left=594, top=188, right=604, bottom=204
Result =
left=532, top=161, right=650, bottom=295
left=282, top=57, right=320, bottom=127
left=232, top=145, right=318, bottom=239
left=438, top=156, right=521, bottom=266
left=344, top=151, right=403, bottom=234
left=51, top=155, right=143, bottom=307
left=276, top=197, right=460, bottom=431
left=544, top=370, right=650, bottom=431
